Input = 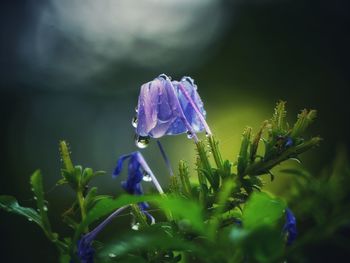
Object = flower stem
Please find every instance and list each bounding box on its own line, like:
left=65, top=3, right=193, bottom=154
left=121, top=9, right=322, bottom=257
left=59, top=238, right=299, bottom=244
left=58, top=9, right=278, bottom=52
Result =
left=84, top=206, right=129, bottom=244
left=136, top=152, right=164, bottom=194
left=157, top=140, right=174, bottom=176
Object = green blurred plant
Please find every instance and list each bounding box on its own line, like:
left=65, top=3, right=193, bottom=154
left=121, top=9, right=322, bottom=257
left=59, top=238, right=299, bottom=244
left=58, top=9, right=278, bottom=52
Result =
left=0, top=101, right=322, bottom=263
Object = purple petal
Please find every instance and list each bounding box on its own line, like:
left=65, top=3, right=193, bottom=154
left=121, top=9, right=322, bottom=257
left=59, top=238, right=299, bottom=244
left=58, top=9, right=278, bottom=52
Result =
left=174, top=77, right=206, bottom=132
left=112, top=154, right=132, bottom=178
left=136, top=74, right=188, bottom=138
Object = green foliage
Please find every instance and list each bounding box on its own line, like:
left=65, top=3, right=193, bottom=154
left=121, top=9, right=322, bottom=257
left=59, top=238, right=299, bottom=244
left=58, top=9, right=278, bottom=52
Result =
left=242, top=191, right=286, bottom=229
left=0, top=101, right=326, bottom=262
left=0, top=195, right=42, bottom=227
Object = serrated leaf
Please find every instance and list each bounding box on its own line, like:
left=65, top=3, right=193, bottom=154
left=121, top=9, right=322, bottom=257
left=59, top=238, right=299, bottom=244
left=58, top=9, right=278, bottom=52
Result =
left=0, top=195, right=42, bottom=227
left=242, top=192, right=286, bottom=229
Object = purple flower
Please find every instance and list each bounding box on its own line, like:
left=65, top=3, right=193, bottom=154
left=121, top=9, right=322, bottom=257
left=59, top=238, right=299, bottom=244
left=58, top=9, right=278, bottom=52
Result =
left=74, top=206, right=128, bottom=263
left=76, top=238, right=95, bottom=263
left=113, top=153, right=145, bottom=195
left=135, top=74, right=210, bottom=141
left=113, top=151, right=164, bottom=195
left=113, top=151, right=161, bottom=220
left=173, top=76, right=207, bottom=132
left=283, top=208, right=297, bottom=245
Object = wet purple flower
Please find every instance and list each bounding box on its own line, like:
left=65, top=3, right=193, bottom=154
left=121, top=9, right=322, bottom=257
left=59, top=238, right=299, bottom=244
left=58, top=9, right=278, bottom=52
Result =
left=285, top=137, right=293, bottom=148
left=172, top=76, right=207, bottom=133
left=76, top=238, right=95, bottom=263
left=283, top=208, right=297, bottom=245
left=113, top=151, right=164, bottom=194
left=134, top=74, right=210, bottom=142
left=74, top=206, right=128, bottom=263
left=113, top=151, right=161, bottom=221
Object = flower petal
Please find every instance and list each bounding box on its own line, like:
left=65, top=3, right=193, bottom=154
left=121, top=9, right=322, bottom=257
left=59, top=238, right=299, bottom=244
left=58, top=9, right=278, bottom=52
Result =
left=112, top=154, right=132, bottom=178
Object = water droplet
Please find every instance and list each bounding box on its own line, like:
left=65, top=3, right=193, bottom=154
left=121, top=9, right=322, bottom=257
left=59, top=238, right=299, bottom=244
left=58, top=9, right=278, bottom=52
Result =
left=186, top=131, right=193, bottom=139
left=131, top=116, right=138, bottom=128
left=109, top=253, right=117, bottom=258
left=135, top=135, right=150, bottom=149
left=131, top=222, right=140, bottom=231
left=34, top=196, right=37, bottom=200
left=142, top=172, right=152, bottom=182
left=43, top=206, right=48, bottom=212
left=135, top=106, right=138, bottom=113
left=28, top=218, right=33, bottom=222
left=205, top=132, right=209, bottom=137
left=31, top=188, right=35, bottom=192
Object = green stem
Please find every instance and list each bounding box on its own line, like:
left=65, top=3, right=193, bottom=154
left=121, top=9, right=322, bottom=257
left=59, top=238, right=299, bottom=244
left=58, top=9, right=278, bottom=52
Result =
left=245, top=137, right=321, bottom=176
left=77, top=189, right=87, bottom=232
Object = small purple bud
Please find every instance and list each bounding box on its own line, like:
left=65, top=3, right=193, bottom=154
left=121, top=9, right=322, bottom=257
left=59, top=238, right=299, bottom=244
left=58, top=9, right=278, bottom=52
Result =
left=283, top=208, right=297, bottom=245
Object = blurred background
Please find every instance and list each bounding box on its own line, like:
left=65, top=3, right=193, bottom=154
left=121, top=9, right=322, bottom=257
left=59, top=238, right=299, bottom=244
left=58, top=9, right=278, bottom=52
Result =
left=1, top=0, right=349, bottom=262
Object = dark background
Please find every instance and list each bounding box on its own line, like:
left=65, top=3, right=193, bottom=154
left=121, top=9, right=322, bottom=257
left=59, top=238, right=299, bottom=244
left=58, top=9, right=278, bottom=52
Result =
left=1, top=0, right=350, bottom=262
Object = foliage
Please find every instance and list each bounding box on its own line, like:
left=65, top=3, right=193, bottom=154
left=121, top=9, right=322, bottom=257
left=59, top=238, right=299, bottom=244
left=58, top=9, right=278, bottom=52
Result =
left=0, top=101, right=333, bottom=263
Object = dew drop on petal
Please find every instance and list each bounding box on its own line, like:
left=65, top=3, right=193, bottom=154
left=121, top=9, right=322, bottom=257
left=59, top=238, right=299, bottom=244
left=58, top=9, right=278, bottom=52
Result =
left=186, top=131, right=193, bottom=139
left=109, top=253, right=117, bottom=258
left=135, top=106, right=138, bottom=113
left=131, top=116, right=138, bottom=128
left=135, top=135, right=150, bottom=149
left=131, top=222, right=140, bottom=231
left=142, top=172, right=152, bottom=182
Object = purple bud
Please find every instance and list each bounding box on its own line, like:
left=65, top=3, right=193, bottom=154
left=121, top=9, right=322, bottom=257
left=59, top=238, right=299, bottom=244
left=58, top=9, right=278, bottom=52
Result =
left=283, top=208, right=297, bottom=245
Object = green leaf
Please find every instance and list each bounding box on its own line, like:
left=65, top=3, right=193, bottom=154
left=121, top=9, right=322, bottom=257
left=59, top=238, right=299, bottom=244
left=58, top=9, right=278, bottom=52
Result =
left=30, top=170, right=55, bottom=240
left=207, top=135, right=224, bottom=170
left=230, top=226, right=284, bottom=263
left=75, top=195, right=160, bottom=240
left=250, top=121, right=267, bottom=162
left=0, top=195, right=42, bottom=227
left=82, top=168, right=106, bottom=185
left=237, top=127, right=252, bottom=177
left=242, top=191, right=286, bottom=229
left=157, top=195, right=205, bottom=234
left=75, top=194, right=205, bottom=242
left=208, top=180, right=236, bottom=238
left=291, top=109, right=317, bottom=138
left=99, top=226, right=200, bottom=261
left=84, top=187, right=111, bottom=211
left=178, top=160, right=192, bottom=198
left=271, top=100, right=287, bottom=133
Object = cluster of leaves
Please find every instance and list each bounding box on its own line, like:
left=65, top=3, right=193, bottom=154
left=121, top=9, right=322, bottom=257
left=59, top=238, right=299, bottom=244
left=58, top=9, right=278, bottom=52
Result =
left=0, top=102, right=321, bottom=263
left=281, top=148, right=350, bottom=262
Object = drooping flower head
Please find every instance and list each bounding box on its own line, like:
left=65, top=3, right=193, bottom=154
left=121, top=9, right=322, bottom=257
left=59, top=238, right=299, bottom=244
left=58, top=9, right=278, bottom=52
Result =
left=76, top=237, right=95, bottom=263
left=74, top=206, right=128, bottom=263
left=113, top=151, right=161, bottom=217
left=113, top=153, right=144, bottom=195
left=283, top=208, right=297, bottom=245
left=135, top=74, right=209, bottom=141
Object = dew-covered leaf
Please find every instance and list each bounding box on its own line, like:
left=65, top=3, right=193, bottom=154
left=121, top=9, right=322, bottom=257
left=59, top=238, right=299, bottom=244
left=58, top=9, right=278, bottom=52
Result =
left=0, top=195, right=42, bottom=227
